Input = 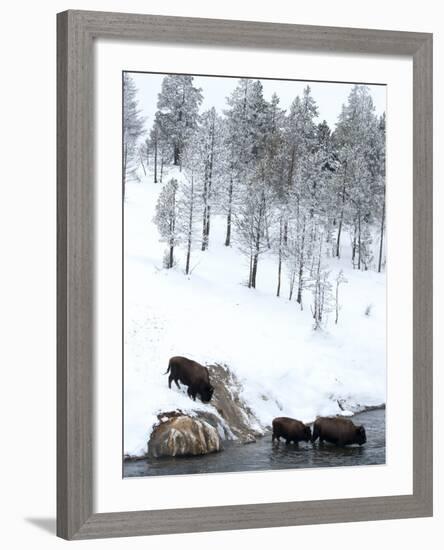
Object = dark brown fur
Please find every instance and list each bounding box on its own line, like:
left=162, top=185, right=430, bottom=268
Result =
left=272, top=417, right=312, bottom=445
left=311, top=416, right=366, bottom=446
left=165, top=356, right=214, bottom=403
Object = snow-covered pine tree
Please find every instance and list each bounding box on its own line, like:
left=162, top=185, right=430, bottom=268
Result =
left=177, top=144, right=203, bottom=275
left=314, top=120, right=337, bottom=247
left=333, top=85, right=382, bottom=268
left=283, top=86, right=318, bottom=193
left=235, top=178, right=274, bottom=288
left=198, top=108, right=221, bottom=251
left=347, top=152, right=374, bottom=270
left=123, top=73, right=145, bottom=196
left=260, top=93, right=287, bottom=296
left=222, top=79, right=266, bottom=249
left=156, top=75, right=203, bottom=168
left=309, top=232, right=333, bottom=330
left=230, top=80, right=278, bottom=288
left=219, top=120, right=241, bottom=248
left=373, top=113, right=386, bottom=272
left=280, top=87, right=321, bottom=306
left=285, top=211, right=308, bottom=305
left=153, top=178, right=179, bottom=269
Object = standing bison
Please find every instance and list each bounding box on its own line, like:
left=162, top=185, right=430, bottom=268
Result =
left=272, top=417, right=311, bottom=445
left=311, top=417, right=366, bottom=446
left=165, top=356, right=214, bottom=403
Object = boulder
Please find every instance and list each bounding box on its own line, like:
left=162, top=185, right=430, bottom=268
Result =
left=148, top=415, right=221, bottom=458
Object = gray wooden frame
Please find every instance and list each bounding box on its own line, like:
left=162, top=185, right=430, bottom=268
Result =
left=57, top=9, right=433, bottom=540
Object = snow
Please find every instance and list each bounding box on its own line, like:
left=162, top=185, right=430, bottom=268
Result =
left=124, top=169, right=386, bottom=457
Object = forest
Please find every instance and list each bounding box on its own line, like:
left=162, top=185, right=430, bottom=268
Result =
left=124, top=73, right=385, bottom=330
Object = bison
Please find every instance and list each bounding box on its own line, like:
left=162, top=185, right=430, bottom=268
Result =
left=272, top=417, right=312, bottom=445
left=311, top=417, right=366, bottom=447
left=164, top=356, right=214, bottom=403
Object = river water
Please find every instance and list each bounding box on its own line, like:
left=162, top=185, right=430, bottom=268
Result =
left=124, top=408, right=385, bottom=478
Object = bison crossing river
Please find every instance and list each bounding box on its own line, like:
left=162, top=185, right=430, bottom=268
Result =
left=164, top=356, right=367, bottom=448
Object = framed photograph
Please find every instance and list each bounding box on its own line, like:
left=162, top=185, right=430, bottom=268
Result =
left=57, top=10, right=433, bottom=540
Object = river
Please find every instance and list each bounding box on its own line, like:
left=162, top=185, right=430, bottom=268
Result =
left=124, top=408, right=385, bottom=478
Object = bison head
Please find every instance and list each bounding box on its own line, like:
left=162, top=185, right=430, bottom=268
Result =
left=303, top=425, right=312, bottom=442
left=356, top=425, right=367, bottom=445
left=200, top=383, right=214, bottom=403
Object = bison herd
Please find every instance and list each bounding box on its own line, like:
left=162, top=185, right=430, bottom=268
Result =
left=165, top=356, right=367, bottom=447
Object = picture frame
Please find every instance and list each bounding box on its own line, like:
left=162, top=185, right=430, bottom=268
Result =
left=57, top=9, right=433, bottom=540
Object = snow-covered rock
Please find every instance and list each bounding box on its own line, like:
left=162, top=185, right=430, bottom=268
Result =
left=207, top=364, right=265, bottom=442
left=148, top=415, right=221, bottom=458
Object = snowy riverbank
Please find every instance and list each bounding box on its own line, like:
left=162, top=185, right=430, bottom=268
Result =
left=124, top=174, right=386, bottom=457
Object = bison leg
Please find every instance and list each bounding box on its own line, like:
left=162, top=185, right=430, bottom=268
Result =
left=311, top=425, right=319, bottom=443
left=187, top=387, right=196, bottom=401
left=174, top=378, right=181, bottom=389
left=168, top=374, right=173, bottom=389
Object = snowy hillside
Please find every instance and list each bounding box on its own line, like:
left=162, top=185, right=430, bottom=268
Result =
left=124, top=170, right=386, bottom=457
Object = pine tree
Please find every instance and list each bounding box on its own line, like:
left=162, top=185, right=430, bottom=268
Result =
left=178, top=144, right=203, bottom=275
left=309, top=233, right=333, bottom=330
left=228, top=80, right=277, bottom=288
left=156, top=75, right=203, bottom=168
left=153, top=178, right=179, bottom=269
left=281, top=87, right=321, bottom=305
left=333, top=85, right=382, bottom=267
left=375, top=114, right=386, bottom=272
left=198, top=108, right=219, bottom=251
left=223, top=79, right=269, bottom=249
left=123, top=74, right=145, bottom=196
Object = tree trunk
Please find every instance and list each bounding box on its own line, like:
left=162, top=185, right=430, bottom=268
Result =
left=225, top=176, right=233, bottom=246
left=335, top=173, right=347, bottom=257
left=357, top=213, right=362, bottom=270
left=204, top=114, right=215, bottom=247
left=251, top=253, right=258, bottom=289
left=287, top=146, right=296, bottom=189
left=248, top=252, right=253, bottom=288
left=296, top=265, right=304, bottom=309
left=251, top=220, right=261, bottom=289
left=167, top=186, right=176, bottom=269
left=351, top=222, right=357, bottom=267
left=335, top=214, right=343, bottom=258
left=201, top=175, right=208, bottom=251
left=296, top=220, right=306, bottom=309
left=185, top=176, right=194, bottom=275
left=276, top=218, right=283, bottom=297
left=250, top=193, right=266, bottom=289
left=160, top=157, right=164, bottom=183
left=173, top=144, right=180, bottom=166
left=153, top=137, right=158, bottom=183
left=289, top=271, right=296, bottom=301
left=378, top=187, right=386, bottom=273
